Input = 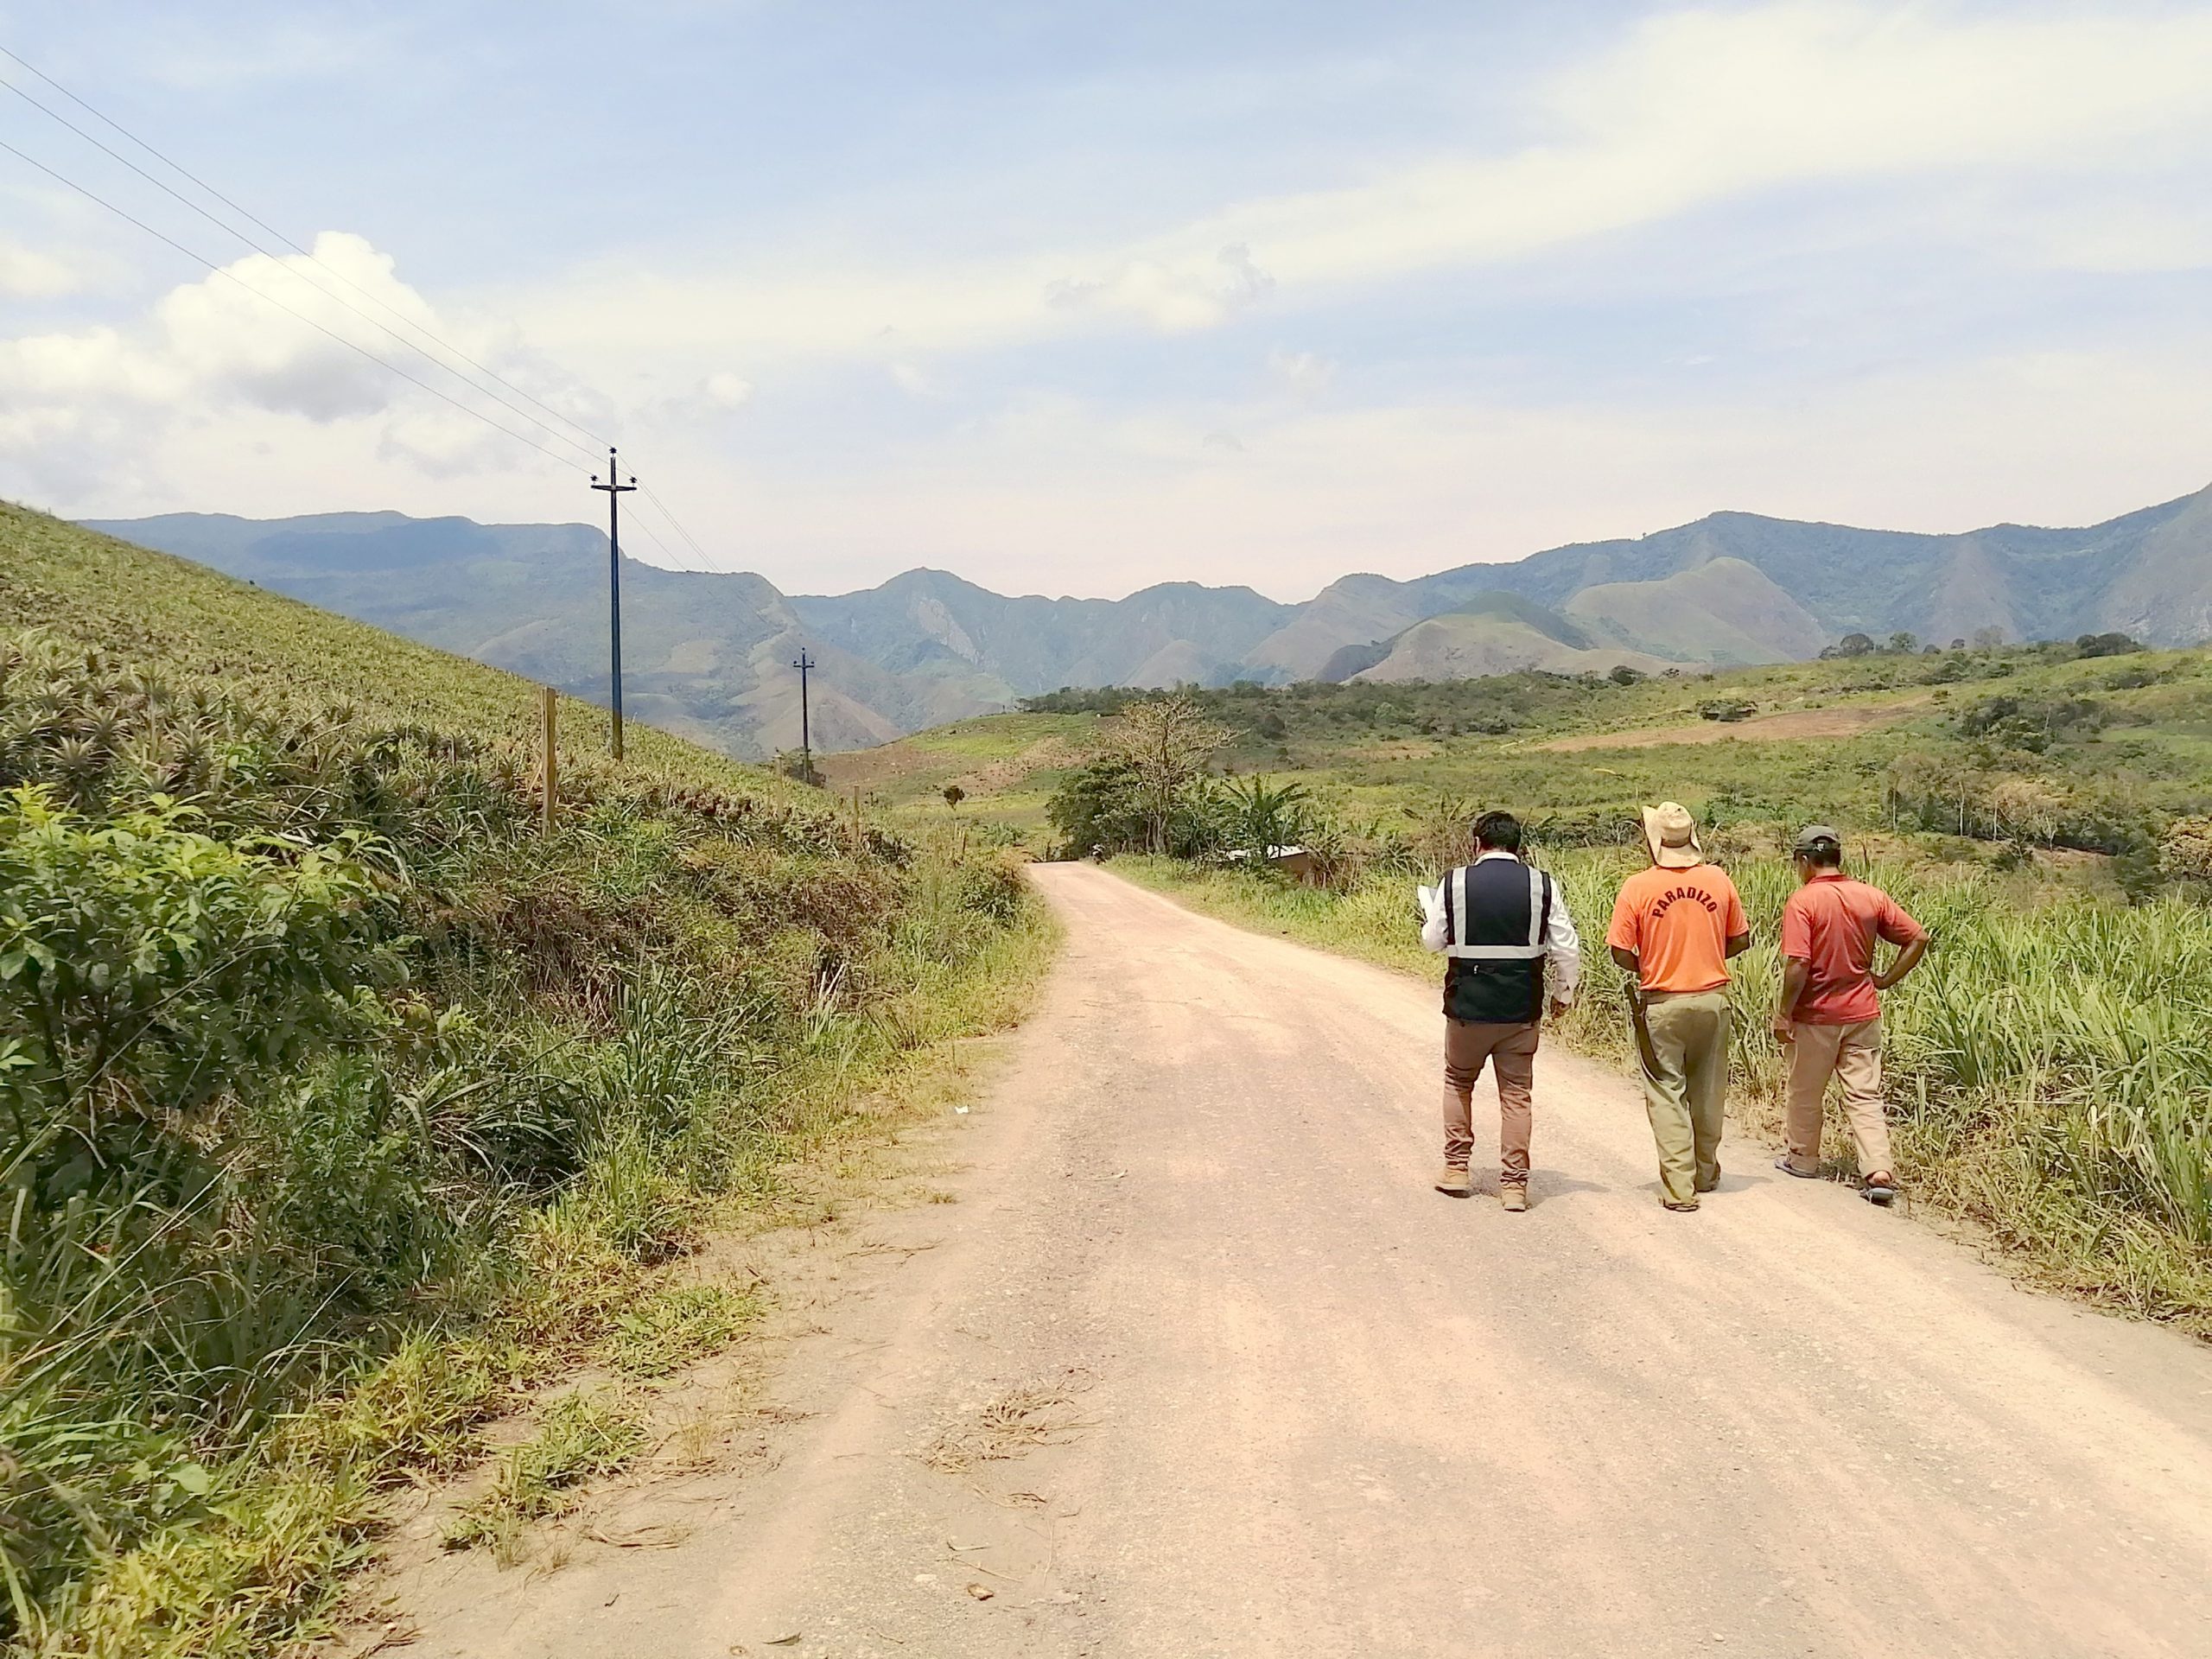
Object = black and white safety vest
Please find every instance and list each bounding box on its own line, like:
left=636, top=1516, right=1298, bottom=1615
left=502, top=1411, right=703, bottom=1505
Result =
left=1440, top=857, right=1554, bottom=1024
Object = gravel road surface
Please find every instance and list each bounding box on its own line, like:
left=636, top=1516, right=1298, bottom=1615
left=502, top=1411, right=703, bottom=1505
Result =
left=381, top=862, right=2212, bottom=1659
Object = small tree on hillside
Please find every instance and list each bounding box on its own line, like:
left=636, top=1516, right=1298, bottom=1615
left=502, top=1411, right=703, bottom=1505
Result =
left=942, top=784, right=965, bottom=811
left=1105, top=694, right=1232, bottom=855
left=2075, top=632, right=2142, bottom=658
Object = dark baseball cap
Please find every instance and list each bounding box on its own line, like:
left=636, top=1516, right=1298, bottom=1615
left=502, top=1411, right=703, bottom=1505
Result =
left=1792, top=823, right=1843, bottom=855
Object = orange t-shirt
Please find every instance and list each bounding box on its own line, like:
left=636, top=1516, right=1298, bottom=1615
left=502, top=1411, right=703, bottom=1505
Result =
left=1778, top=873, right=1925, bottom=1025
left=1606, top=863, right=1748, bottom=993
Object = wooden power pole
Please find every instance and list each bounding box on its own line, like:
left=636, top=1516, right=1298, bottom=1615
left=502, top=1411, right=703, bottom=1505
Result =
left=538, top=686, right=558, bottom=834
left=590, top=448, right=638, bottom=760
left=793, top=649, right=817, bottom=780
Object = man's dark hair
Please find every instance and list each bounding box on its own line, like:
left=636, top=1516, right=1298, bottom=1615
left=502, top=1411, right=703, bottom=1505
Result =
left=1472, top=810, right=1523, bottom=854
left=1801, top=836, right=1844, bottom=869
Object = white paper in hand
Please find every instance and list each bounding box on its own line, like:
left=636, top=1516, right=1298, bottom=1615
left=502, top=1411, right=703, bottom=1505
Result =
left=1416, top=882, right=1442, bottom=921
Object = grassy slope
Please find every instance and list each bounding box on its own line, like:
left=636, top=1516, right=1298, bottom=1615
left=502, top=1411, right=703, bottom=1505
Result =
left=818, top=711, right=1098, bottom=836
left=0, top=504, right=1053, bottom=1655
left=4, top=504, right=715, bottom=784
left=960, top=648, right=2211, bottom=888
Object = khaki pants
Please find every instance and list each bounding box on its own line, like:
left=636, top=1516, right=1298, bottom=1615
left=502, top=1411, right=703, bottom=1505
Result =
left=1442, top=1019, right=1539, bottom=1185
left=1633, top=989, right=1730, bottom=1205
left=1783, top=1017, right=1893, bottom=1178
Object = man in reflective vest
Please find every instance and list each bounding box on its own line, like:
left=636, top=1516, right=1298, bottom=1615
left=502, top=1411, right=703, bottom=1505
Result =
left=1418, top=810, right=1582, bottom=1211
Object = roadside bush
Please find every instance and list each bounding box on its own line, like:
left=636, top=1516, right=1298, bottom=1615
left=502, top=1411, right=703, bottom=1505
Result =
left=0, top=624, right=1042, bottom=1651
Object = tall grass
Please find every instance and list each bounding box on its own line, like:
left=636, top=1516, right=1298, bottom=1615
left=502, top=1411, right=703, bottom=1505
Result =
left=0, top=542, right=1051, bottom=1657
left=1117, top=852, right=2212, bottom=1331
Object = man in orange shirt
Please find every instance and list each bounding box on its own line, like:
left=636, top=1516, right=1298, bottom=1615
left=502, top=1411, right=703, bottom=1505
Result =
left=1605, top=803, right=1751, bottom=1211
left=1772, top=825, right=1929, bottom=1205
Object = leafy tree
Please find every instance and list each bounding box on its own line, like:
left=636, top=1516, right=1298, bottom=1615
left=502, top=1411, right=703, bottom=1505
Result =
left=1888, top=631, right=1919, bottom=653
left=1046, top=753, right=1147, bottom=857
left=774, top=749, right=823, bottom=786
left=2075, top=632, right=2142, bottom=658
left=941, top=784, right=965, bottom=811
left=1103, top=694, right=1232, bottom=855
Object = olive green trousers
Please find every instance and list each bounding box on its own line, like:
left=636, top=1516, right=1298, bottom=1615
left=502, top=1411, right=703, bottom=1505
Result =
left=1631, top=988, right=1731, bottom=1205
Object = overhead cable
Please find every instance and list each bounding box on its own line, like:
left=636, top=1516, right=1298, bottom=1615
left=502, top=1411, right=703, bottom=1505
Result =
left=639, top=482, right=734, bottom=573
left=0, top=70, right=605, bottom=467
left=0, top=135, right=581, bottom=470
left=2, top=47, right=740, bottom=573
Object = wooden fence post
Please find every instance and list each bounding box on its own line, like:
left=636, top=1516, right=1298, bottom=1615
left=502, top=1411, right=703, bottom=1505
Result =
left=539, top=686, right=558, bottom=834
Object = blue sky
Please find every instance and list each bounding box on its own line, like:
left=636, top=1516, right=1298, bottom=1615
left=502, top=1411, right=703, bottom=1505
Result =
left=3, top=1, right=2210, bottom=598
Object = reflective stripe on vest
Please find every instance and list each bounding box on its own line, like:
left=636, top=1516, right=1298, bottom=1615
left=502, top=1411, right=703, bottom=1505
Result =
left=1442, top=862, right=1548, bottom=961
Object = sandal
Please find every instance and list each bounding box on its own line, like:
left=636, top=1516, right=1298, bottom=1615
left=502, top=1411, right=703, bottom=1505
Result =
left=1773, top=1156, right=1819, bottom=1179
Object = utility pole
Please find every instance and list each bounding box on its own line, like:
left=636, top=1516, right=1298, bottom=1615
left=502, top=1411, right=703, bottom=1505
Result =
left=792, top=649, right=817, bottom=780
left=538, top=686, right=558, bottom=834
left=590, top=448, right=638, bottom=760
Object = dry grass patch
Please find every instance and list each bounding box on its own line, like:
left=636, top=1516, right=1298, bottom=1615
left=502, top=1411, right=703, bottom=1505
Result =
left=920, top=1381, right=1093, bottom=1475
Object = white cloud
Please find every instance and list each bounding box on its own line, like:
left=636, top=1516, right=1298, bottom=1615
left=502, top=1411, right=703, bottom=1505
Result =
left=702, top=371, right=753, bottom=410
left=0, top=242, right=79, bottom=299
left=506, top=3, right=2212, bottom=370
left=1267, top=347, right=1336, bottom=396
left=0, top=232, right=590, bottom=490
left=681, top=334, right=2212, bottom=601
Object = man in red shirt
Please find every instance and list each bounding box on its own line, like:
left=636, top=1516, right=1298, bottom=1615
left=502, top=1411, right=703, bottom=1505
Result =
left=1772, top=825, right=1929, bottom=1205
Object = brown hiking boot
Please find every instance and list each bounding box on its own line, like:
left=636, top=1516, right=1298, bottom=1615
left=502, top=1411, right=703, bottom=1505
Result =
left=1500, top=1184, right=1529, bottom=1213
left=1435, top=1166, right=1471, bottom=1197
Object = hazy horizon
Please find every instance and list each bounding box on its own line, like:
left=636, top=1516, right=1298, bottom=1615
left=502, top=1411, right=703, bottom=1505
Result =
left=81, top=474, right=2212, bottom=610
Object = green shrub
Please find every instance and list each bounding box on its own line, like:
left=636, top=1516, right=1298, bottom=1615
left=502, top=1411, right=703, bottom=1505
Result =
left=0, top=603, right=1044, bottom=1650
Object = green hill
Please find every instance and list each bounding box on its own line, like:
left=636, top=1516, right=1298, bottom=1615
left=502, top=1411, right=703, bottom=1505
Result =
left=1319, top=590, right=1667, bottom=683
left=92, top=481, right=2212, bottom=756
left=0, top=503, right=1043, bottom=1654
left=1562, top=557, right=1828, bottom=664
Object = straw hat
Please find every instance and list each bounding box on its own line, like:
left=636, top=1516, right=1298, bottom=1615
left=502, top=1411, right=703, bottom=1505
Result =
left=1641, top=802, right=1704, bottom=869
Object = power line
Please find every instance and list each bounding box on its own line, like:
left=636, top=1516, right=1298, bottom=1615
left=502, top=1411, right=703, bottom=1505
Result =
left=2, top=52, right=745, bottom=577
left=0, top=135, right=582, bottom=471
left=0, top=43, right=613, bottom=458
left=623, top=508, right=684, bottom=569
left=0, top=73, right=604, bottom=468
left=639, top=482, right=734, bottom=572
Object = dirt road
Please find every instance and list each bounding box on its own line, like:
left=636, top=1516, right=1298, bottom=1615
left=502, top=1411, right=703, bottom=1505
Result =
left=383, top=864, right=2212, bottom=1659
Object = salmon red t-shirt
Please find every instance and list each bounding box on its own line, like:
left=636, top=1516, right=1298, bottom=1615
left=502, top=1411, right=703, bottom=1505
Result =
left=1778, top=873, right=1926, bottom=1025
left=1605, top=864, right=1748, bottom=993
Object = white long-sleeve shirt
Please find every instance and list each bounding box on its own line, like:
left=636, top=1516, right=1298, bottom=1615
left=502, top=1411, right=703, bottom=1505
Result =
left=1419, top=849, right=1582, bottom=1006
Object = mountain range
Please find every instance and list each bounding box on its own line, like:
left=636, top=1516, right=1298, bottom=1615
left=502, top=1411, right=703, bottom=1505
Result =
left=88, top=480, right=2212, bottom=758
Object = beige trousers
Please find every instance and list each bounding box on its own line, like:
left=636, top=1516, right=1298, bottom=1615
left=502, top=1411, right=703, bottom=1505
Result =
left=1782, top=1017, right=1893, bottom=1178
left=1442, top=1019, right=1538, bottom=1184
left=1633, top=989, right=1730, bottom=1205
